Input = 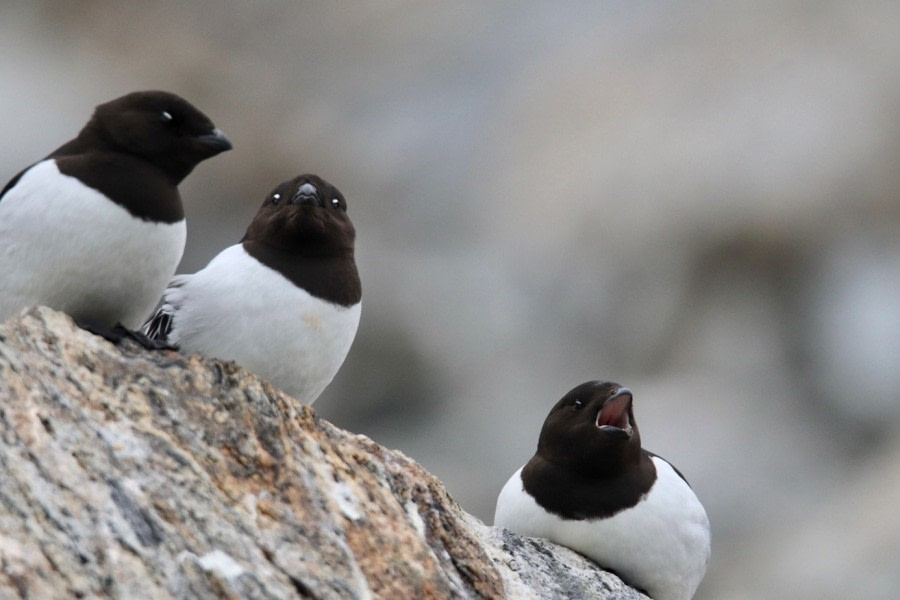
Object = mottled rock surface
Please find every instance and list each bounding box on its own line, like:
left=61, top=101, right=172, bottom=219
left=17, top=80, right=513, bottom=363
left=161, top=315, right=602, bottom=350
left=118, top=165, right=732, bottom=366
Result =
left=0, top=307, right=645, bottom=599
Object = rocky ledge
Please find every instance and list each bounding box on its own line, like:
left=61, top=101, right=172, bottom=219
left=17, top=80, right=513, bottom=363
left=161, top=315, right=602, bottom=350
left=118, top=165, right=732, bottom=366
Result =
left=0, top=307, right=647, bottom=599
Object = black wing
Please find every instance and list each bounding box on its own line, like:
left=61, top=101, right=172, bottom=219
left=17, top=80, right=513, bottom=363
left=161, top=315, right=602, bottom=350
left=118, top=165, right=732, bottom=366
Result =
left=142, top=275, right=190, bottom=343
left=143, top=305, right=175, bottom=342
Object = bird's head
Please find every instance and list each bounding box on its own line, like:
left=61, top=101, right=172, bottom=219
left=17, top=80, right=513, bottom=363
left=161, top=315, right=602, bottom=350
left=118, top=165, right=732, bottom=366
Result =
left=242, top=174, right=355, bottom=255
left=89, top=90, right=232, bottom=182
left=537, top=381, right=642, bottom=477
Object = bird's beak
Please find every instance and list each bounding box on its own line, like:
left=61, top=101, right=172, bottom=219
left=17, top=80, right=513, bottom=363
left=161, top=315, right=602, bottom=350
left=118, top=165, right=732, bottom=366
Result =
left=291, top=182, right=322, bottom=207
left=194, top=128, right=233, bottom=153
left=596, top=387, right=634, bottom=437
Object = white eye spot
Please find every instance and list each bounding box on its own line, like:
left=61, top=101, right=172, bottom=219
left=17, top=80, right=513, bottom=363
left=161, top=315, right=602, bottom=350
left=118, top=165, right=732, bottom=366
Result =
left=331, top=198, right=340, bottom=208
left=161, top=110, right=173, bottom=122
left=272, top=193, right=281, bottom=204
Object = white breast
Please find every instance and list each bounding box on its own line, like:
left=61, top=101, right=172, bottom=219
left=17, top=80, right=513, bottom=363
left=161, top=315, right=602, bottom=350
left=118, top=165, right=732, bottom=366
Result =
left=165, top=245, right=361, bottom=404
left=494, top=457, right=711, bottom=600
left=0, top=160, right=185, bottom=328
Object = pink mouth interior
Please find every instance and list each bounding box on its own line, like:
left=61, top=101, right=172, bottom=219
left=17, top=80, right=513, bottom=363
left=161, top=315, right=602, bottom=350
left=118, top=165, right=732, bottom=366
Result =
left=596, top=394, right=633, bottom=433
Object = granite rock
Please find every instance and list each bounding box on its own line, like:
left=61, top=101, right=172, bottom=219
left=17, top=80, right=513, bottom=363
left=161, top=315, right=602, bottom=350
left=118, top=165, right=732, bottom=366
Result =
left=0, top=307, right=647, bottom=599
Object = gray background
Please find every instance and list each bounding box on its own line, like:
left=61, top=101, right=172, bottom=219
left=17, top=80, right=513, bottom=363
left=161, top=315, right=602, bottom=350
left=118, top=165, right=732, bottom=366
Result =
left=3, top=2, right=900, bottom=598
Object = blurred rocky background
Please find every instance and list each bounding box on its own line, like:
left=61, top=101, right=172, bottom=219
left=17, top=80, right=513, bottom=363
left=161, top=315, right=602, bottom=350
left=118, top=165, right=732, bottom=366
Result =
left=2, top=2, right=899, bottom=598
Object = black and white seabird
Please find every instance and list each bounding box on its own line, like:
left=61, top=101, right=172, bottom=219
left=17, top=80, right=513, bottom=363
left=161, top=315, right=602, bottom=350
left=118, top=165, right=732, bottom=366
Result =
left=494, top=381, right=710, bottom=600
left=0, top=90, right=232, bottom=340
left=144, top=174, right=361, bottom=404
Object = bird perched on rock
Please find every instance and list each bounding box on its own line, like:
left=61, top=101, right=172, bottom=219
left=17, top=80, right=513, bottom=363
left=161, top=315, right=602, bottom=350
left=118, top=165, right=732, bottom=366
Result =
left=144, top=173, right=361, bottom=404
left=494, top=381, right=710, bottom=600
left=0, top=91, right=232, bottom=343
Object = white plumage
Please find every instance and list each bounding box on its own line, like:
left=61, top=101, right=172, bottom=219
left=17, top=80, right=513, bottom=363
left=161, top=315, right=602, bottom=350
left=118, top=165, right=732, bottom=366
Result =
left=156, top=244, right=360, bottom=404
left=495, top=457, right=711, bottom=600
left=0, top=160, right=185, bottom=328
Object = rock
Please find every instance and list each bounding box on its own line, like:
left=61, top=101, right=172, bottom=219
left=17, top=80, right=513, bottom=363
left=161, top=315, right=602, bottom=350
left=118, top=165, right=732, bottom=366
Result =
left=0, top=307, right=646, bottom=599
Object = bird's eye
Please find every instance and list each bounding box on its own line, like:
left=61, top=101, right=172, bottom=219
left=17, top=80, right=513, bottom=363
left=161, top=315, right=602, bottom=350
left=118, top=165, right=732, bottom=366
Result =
left=161, top=110, right=174, bottom=123
left=272, top=193, right=281, bottom=205
left=573, top=399, right=584, bottom=409
left=331, top=198, right=341, bottom=208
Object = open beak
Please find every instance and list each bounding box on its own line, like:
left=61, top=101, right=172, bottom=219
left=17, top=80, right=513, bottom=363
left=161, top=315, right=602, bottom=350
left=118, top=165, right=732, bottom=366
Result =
left=596, top=387, right=634, bottom=437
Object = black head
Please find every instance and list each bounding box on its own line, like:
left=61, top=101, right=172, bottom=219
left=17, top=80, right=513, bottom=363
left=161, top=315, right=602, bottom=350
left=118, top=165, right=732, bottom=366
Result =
left=537, top=381, right=642, bottom=477
left=522, top=381, right=658, bottom=520
left=82, top=90, right=232, bottom=183
left=243, top=174, right=355, bottom=255
left=241, top=174, right=360, bottom=306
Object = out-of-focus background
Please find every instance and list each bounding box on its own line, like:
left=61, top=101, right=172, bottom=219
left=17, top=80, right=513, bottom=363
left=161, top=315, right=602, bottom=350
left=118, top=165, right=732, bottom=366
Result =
left=3, top=2, right=900, bottom=598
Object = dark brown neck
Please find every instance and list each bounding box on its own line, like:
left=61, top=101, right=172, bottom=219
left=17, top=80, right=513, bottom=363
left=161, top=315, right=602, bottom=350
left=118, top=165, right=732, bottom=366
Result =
left=242, top=240, right=360, bottom=307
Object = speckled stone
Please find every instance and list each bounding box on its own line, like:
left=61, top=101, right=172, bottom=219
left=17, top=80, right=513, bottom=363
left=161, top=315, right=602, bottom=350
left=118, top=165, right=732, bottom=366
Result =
left=0, top=307, right=647, bottom=600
